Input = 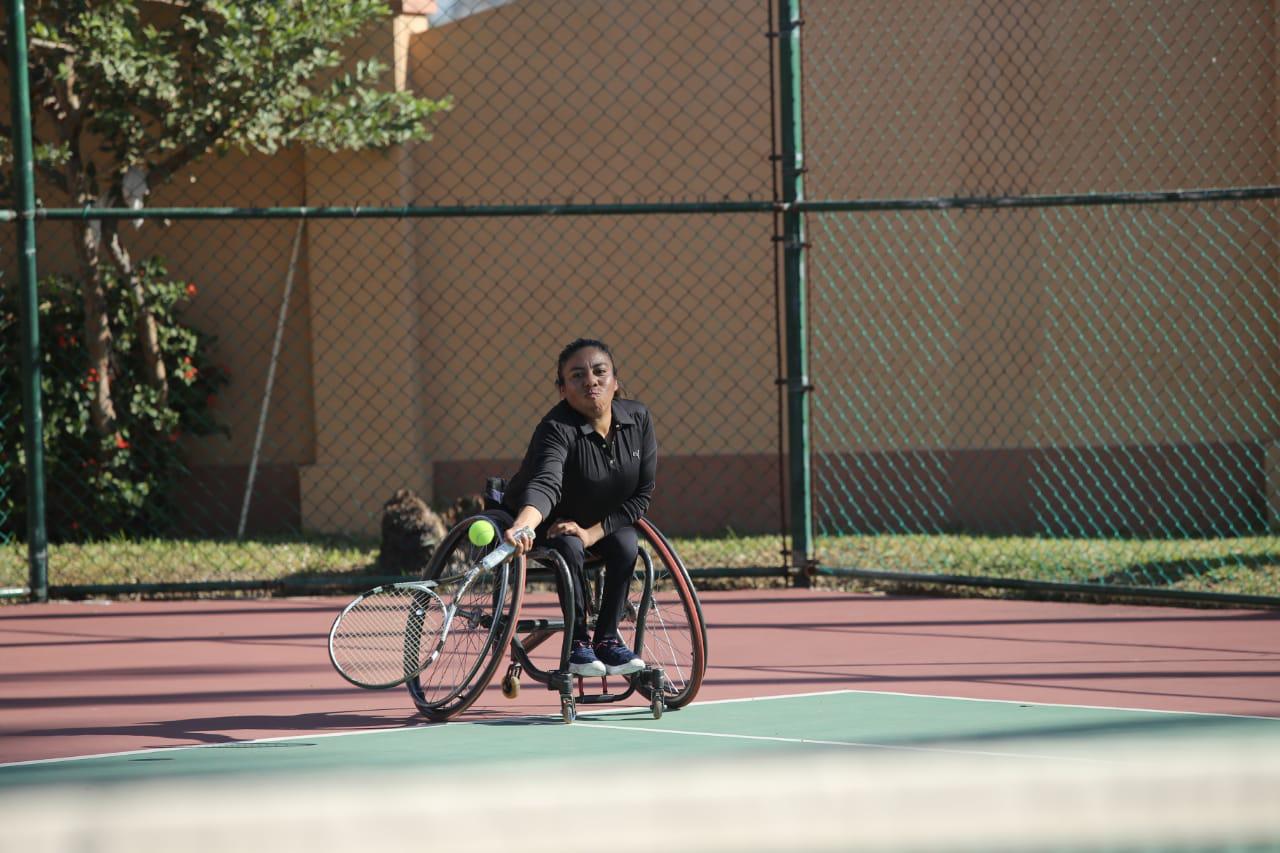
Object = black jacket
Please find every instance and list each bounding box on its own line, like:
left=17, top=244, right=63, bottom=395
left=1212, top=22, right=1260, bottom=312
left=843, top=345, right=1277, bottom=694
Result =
left=503, top=398, right=657, bottom=535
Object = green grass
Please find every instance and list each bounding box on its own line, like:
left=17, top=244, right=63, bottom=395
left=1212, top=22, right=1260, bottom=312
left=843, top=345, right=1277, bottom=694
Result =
left=812, top=534, right=1280, bottom=599
left=0, top=534, right=377, bottom=590
left=3, top=531, right=1277, bottom=602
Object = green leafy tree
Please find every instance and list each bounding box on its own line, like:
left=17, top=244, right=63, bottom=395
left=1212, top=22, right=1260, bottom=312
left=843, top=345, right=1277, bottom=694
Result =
left=1, top=0, right=449, bottom=442
left=2, top=260, right=231, bottom=539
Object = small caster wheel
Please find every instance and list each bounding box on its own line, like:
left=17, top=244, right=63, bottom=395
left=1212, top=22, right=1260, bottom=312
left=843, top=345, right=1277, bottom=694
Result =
left=501, top=663, right=522, bottom=700
left=651, top=693, right=664, bottom=720
left=560, top=695, right=577, bottom=724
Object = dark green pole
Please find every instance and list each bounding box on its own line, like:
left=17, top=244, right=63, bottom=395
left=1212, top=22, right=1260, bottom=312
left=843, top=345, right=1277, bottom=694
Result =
left=777, top=0, right=813, bottom=581
left=7, top=0, right=49, bottom=601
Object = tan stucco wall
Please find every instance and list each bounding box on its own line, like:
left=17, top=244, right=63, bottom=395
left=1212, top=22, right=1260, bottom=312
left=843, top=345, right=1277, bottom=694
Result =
left=131, top=150, right=318, bottom=470
left=803, top=0, right=1280, bottom=455
left=13, top=2, right=1277, bottom=536
left=403, top=0, right=778, bottom=466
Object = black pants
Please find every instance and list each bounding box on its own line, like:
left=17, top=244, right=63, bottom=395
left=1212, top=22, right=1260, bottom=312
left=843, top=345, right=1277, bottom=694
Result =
left=542, top=525, right=637, bottom=645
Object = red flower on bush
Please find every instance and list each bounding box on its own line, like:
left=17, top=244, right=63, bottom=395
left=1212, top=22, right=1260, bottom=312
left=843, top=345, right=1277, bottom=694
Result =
left=8, top=257, right=231, bottom=541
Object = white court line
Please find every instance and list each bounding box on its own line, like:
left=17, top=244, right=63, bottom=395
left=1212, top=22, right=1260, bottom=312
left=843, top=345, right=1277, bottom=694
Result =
left=574, top=719, right=1112, bottom=764
left=0, top=723, right=449, bottom=770
left=581, top=686, right=1280, bottom=721
left=4, top=686, right=1275, bottom=771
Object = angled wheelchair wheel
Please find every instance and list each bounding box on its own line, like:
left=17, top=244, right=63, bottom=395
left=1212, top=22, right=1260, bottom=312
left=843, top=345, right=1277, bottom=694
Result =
left=406, top=515, right=526, bottom=721
left=619, top=518, right=707, bottom=709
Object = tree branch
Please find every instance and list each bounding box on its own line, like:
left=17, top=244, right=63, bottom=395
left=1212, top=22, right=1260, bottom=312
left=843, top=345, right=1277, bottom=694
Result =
left=105, top=218, right=170, bottom=409
left=30, top=36, right=76, bottom=54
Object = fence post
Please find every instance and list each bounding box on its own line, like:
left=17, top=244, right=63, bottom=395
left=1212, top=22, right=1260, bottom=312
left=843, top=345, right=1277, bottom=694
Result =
left=777, top=0, right=813, bottom=583
left=7, top=0, right=49, bottom=601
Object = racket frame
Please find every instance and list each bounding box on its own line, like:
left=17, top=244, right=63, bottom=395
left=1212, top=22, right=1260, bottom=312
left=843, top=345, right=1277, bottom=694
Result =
left=328, top=529, right=529, bottom=689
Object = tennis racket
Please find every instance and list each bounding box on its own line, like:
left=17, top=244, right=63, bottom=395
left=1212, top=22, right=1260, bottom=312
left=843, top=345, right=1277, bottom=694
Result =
left=328, top=527, right=531, bottom=689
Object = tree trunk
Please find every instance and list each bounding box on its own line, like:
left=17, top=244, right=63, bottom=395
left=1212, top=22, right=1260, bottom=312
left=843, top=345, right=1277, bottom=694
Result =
left=105, top=221, right=168, bottom=408
left=76, top=218, right=118, bottom=437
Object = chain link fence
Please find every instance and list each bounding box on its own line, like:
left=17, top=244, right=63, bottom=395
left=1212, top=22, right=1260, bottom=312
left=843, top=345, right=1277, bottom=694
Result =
left=2, top=0, right=788, bottom=595
left=804, top=1, right=1279, bottom=598
left=3, top=1, right=1277, bottom=602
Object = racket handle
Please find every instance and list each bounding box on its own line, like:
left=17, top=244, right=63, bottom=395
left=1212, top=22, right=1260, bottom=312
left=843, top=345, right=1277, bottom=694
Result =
left=478, top=526, right=533, bottom=570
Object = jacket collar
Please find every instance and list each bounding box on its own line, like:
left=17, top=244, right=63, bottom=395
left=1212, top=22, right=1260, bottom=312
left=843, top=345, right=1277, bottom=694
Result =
left=571, top=400, right=634, bottom=435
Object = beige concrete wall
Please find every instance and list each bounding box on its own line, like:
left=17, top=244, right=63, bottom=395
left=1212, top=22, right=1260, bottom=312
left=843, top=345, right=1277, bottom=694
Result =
left=13, top=2, right=1276, bottom=536
left=297, top=17, right=435, bottom=533
left=804, top=0, right=1280, bottom=455
left=405, top=0, right=777, bottom=465
left=130, top=150, right=318, bottom=469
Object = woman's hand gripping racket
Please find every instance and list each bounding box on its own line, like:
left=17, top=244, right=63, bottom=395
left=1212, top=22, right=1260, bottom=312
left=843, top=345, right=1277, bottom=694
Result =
left=328, top=526, right=533, bottom=689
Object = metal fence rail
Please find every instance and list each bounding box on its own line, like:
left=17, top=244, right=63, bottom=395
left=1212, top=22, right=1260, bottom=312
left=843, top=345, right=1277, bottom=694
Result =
left=3, top=1, right=1277, bottom=604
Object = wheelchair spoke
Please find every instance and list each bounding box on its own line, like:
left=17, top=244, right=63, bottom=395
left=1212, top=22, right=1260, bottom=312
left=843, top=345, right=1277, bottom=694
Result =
left=620, top=520, right=706, bottom=709
left=407, top=515, right=525, bottom=720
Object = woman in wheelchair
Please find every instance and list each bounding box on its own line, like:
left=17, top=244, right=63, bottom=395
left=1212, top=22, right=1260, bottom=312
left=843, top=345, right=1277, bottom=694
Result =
left=500, top=337, right=658, bottom=679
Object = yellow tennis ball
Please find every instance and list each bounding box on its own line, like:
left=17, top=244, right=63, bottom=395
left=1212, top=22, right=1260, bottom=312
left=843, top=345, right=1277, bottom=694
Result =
left=468, top=519, right=496, bottom=547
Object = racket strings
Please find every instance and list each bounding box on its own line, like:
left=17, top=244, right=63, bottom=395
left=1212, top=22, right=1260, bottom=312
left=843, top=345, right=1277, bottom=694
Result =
left=331, top=587, right=446, bottom=687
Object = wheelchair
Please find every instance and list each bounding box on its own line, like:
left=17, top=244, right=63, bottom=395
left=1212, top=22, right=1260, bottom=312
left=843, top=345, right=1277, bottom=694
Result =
left=405, top=480, right=708, bottom=724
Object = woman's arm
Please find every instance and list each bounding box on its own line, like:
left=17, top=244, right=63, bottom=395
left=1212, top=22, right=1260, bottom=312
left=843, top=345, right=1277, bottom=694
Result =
left=505, top=505, right=545, bottom=554
left=509, top=419, right=570, bottom=526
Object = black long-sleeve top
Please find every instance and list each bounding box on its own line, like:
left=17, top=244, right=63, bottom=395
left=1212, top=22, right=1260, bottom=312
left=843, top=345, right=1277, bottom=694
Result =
left=502, top=398, right=657, bottom=535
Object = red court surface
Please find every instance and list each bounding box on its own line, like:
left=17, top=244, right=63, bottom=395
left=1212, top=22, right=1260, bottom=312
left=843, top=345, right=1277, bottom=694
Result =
left=3, top=589, right=1279, bottom=764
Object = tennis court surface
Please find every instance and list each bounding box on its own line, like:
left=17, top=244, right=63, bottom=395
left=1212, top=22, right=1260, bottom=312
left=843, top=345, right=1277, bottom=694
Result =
left=4, top=589, right=1279, bottom=850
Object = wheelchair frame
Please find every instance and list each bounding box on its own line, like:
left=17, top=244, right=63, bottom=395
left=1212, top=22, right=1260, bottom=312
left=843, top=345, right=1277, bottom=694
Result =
left=405, top=487, right=707, bottom=724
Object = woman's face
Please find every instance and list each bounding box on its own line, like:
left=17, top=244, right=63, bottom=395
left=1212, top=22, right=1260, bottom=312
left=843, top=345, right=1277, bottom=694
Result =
left=559, top=346, right=617, bottom=421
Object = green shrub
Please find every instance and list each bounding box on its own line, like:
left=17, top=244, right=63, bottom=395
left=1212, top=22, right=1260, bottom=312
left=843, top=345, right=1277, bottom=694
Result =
left=1, top=258, right=229, bottom=541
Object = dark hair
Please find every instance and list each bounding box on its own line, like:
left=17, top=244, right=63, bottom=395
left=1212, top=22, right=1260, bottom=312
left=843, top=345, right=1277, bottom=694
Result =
left=555, top=338, right=619, bottom=389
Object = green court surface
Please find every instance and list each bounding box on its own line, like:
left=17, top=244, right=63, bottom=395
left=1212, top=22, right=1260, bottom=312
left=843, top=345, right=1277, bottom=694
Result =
left=4, top=689, right=1278, bottom=789
left=7, top=691, right=1280, bottom=852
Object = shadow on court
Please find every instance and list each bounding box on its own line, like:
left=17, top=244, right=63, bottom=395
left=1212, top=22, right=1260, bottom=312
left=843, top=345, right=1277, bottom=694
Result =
left=7, top=710, right=423, bottom=748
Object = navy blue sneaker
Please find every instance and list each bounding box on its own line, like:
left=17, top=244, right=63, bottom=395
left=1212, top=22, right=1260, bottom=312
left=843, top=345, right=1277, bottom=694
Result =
left=568, top=641, right=606, bottom=677
left=594, top=637, right=645, bottom=676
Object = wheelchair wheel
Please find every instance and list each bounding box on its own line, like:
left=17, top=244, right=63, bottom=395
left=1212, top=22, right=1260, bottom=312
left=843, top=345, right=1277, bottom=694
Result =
left=620, top=518, right=707, bottom=710
left=406, top=515, right=526, bottom=721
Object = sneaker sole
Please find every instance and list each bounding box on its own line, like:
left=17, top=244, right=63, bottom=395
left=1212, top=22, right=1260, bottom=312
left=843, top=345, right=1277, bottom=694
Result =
left=604, top=659, right=645, bottom=676
left=569, top=662, right=606, bottom=677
